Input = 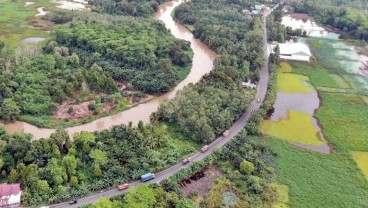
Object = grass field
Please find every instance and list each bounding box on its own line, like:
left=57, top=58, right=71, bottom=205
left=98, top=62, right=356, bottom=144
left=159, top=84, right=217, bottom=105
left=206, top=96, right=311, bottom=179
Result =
left=352, top=152, right=368, bottom=180
left=262, top=62, right=325, bottom=147
left=266, top=138, right=368, bottom=208
left=277, top=73, right=314, bottom=93
left=0, top=0, right=54, bottom=47
left=291, top=62, right=340, bottom=89
left=267, top=39, right=368, bottom=207
left=316, top=92, right=368, bottom=152
left=261, top=110, right=325, bottom=146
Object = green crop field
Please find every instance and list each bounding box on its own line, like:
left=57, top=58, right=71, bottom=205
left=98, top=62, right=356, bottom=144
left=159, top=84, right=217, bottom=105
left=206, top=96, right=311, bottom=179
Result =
left=261, top=110, right=325, bottom=146
left=266, top=138, right=368, bottom=208
left=352, top=152, right=368, bottom=180
left=265, top=36, right=368, bottom=207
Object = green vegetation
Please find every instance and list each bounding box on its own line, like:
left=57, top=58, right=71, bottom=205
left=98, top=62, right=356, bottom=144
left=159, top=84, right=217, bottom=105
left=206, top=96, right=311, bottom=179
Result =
left=261, top=62, right=326, bottom=147
left=52, top=19, right=192, bottom=94
left=277, top=73, right=314, bottom=93
left=90, top=184, right=198, bottom=208
left=266, top=138, right=368, bottom=208
left=269, top=39, right=368, bottom=207
left=89, top=0, right=165, bottom=17
left=292, top=0, right=368, bottom=41
left=316, top=92, right=368, bottom=151
left=291, top=62, right=340, bottom=89
left=157, top=81, right=253, bottom=143
left=0, top=7, right=192, bottom=127
left=352, top=152, right=368, bottom=180
left=162, top=132, right=283, bottom=208
left=0, top=0, right=54, bottom=47
left=175, top=0, right=265, bottom=79
left=261, top=110, right=325, bottom=146
left=0, top=123, right=199, bottom=206
left=157, top=0, right=266, bottom=143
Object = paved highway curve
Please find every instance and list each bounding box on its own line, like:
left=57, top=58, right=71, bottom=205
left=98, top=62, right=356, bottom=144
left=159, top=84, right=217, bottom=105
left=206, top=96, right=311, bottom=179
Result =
left=49, top=3, right=279, bottom=208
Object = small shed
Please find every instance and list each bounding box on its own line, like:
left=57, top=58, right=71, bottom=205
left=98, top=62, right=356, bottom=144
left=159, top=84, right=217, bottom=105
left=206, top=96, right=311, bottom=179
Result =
left=0, top=184, right=21, bottom=207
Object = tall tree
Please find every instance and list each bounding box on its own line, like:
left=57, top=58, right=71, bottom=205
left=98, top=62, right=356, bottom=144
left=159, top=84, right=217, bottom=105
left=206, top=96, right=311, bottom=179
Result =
left=0, top=98, right=20, bottom=120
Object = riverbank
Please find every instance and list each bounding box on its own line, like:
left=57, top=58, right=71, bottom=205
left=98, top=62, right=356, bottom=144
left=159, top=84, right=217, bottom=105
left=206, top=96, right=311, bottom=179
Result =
left=3, top=60, right=192, bottom=130
left=2, top=0, right=215, bottom=140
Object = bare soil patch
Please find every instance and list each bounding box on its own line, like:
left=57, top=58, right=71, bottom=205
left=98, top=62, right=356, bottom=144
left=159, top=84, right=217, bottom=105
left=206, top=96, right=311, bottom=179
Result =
left=179, top=166, right=222, bottom=202
left=27, top=16, right=54, bottom=30
left=53, top=99, right=114, bottom=120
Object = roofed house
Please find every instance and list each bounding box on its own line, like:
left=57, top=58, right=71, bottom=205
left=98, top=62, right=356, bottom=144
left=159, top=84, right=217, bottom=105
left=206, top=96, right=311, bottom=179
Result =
left=279, top=42, right=312, bottom=62
left=0, top=184, right=21, bottom=207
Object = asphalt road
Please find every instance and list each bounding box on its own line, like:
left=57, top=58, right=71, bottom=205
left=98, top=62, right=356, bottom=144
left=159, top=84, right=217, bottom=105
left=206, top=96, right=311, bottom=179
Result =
left=49, top=4, right=277, bottom=208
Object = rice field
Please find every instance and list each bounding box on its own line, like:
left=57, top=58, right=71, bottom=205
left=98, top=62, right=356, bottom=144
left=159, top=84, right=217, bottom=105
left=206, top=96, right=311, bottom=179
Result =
left=352, top=152, right=368, bottom=180
left=277, top=73, right=315, bottom=93
left=261, top=62, right=326, bottom=149
left=307, top=38, right=368, bottom=95
left=261, top=110, right=325, bottom=146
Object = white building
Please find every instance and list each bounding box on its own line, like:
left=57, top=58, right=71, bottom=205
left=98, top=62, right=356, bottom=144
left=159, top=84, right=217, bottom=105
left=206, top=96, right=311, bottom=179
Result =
left=0, top=184, right=21, bottom=207
left=242, top=80, right=256, bottom=89
left=279, top=42, right=312, bottom=62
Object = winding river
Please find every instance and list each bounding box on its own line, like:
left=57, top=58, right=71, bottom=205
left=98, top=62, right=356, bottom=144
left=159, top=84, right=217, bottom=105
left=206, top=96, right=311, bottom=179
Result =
left=2, top=0, right=216, bottom=140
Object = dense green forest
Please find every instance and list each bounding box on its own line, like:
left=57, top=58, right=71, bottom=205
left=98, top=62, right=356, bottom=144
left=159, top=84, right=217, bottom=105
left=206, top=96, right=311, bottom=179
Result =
left=291, top=0, right=368, bottom=41
left=0, top=11, right=191, bottom=122
left=174, top=0, right=265, bottom=77
left=52, top=19, right=191, bottom=94
left=0, top=0, right=271, bottom=206
left=91, top=132, right=281, bottom=208
left=0, top=123, right=198, bottom=205
left=87, top=184, right=198, bottom=208
left=156, top=0, right=265, bottom=143
left=89, top=0, right=165, bottom=17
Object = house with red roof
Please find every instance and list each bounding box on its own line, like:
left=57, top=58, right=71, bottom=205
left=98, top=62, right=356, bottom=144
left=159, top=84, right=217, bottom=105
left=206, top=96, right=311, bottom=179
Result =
left=0, top=184, right=21, bottom=207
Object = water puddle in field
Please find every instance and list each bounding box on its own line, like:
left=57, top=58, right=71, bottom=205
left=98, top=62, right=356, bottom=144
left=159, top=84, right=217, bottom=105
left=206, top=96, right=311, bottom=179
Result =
left=36, top=7, right=47, bottom=16
left=53, top=0, right=88, bottom=10
left=281, top=13, right=339, bottom=40
left=25, top=2, right=35, bottom=6
left=262, top=64, right=331, bottom=153
left=21, top=37, right=46, bottom=43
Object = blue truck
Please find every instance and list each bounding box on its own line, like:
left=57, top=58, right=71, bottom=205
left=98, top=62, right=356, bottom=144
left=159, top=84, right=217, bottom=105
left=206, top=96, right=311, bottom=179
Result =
left=141, top=173, right=155, bottom=182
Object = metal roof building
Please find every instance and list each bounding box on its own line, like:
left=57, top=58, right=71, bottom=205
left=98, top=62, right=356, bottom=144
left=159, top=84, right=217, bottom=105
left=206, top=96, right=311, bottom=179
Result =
left=279, top=42, right=312, bottom=62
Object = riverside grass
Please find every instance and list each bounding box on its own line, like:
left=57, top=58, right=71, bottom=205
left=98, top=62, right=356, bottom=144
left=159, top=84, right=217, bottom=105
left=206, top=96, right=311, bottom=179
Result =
left=0, top=0, right=54, bottom=47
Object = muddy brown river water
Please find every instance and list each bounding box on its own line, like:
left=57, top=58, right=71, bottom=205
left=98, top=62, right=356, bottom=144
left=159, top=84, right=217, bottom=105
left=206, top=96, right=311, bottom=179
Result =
left=2, top=0, right=216, bottom=140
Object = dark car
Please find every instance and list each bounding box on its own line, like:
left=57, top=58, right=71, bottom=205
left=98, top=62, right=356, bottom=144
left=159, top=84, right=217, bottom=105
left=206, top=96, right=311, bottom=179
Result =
left=69, top=199, right=78, bottom=205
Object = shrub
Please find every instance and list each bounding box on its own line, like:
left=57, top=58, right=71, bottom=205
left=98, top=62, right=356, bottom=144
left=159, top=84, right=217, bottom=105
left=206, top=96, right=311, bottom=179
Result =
left=240, top=160, right=255, bottom=175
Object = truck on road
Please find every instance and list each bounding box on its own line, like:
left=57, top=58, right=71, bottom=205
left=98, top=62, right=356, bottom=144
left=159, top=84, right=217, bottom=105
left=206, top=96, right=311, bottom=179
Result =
left=118, top=183, right=129, bottom=190
left=222, top=130, right=229, bottom=137
left=201, top=145, right=209, bottom=153
left=141, top=173, right=155, bottom=182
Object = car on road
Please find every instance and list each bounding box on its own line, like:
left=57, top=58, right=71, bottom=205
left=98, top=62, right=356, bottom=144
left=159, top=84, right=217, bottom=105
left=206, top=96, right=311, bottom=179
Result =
left=69, top=199, right=78, bottom=205
left=257, top=97, right=261, bottom=103
left=118, top=183, right=129, bottom=190
left=141, top=173, right=155, bottom=182
left=182, top=157, right=191, bottom=165
left=222, top=130, right=229, bottom=137
left=201, top=145, right=209, bottom=153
